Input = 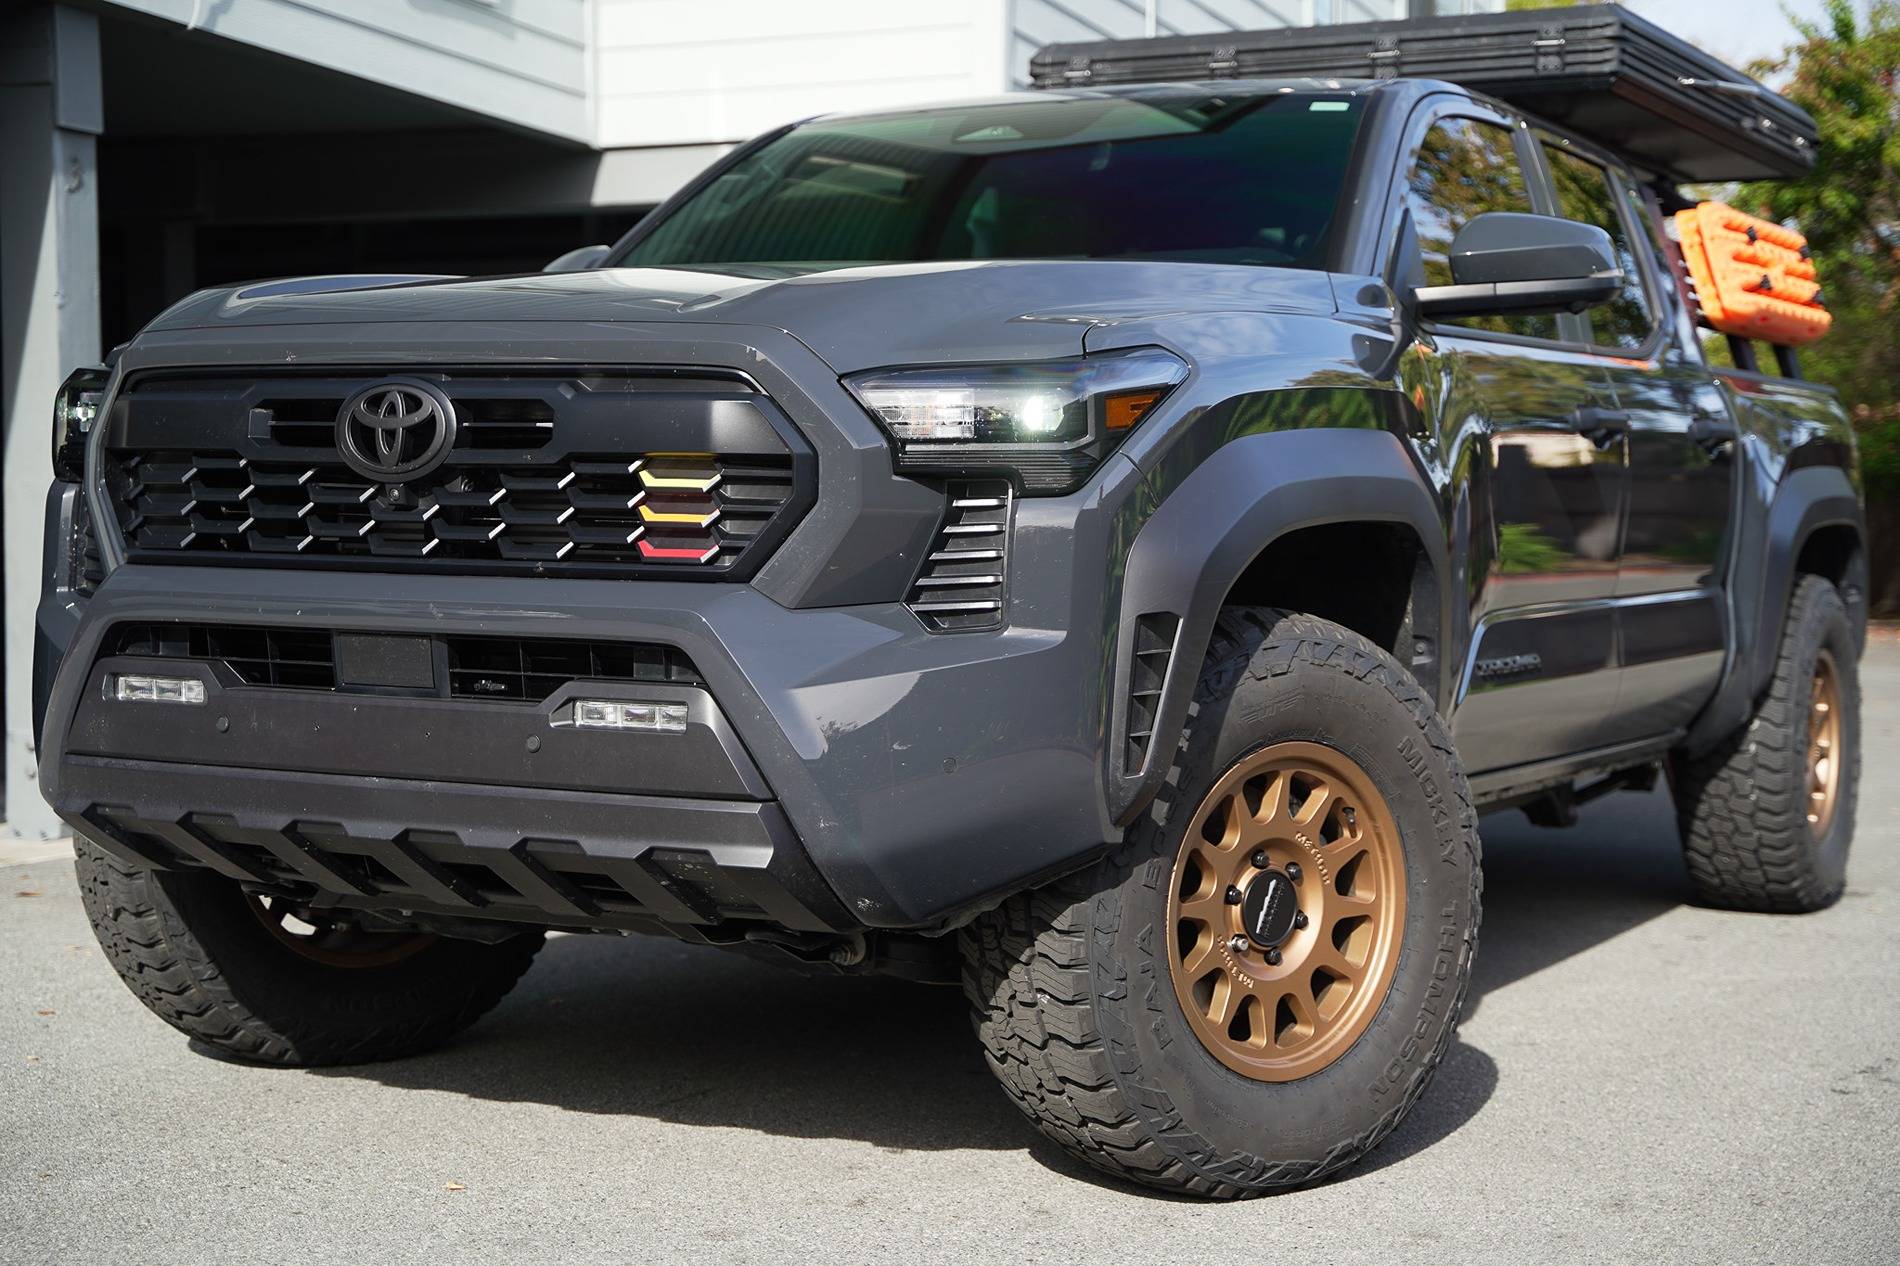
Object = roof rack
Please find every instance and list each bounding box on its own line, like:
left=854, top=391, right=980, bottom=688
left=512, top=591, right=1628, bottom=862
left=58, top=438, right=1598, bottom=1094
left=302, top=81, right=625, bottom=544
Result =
left=1029, top=4, right=1817, bottom=184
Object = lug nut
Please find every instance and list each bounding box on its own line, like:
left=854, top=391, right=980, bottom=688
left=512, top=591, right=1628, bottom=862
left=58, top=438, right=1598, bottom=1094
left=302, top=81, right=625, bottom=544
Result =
left=1225, top=885, right=1244, bottom=905
left=1293, top=911, right=1309, bottom=930
left=1229, top=934, right=1250, bottom=954
left=1265, top=949, right=1283, bottom=966
left=1286, top=862, right=1303, bottom=884
left=1250, top=849, right=1269, bottom=869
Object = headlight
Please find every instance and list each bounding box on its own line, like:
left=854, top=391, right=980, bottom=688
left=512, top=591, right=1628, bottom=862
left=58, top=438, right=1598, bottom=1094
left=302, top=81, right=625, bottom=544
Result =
left=844, top=348, right=1187, bottom=493
left=52, top=365, right=110, bottom=483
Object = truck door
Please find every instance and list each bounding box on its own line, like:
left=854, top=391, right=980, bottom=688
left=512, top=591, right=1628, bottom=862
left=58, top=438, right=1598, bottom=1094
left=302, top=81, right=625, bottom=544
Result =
left=1533, top=139, right=1733, bottom=746
left=1396, top=106, right=1628, bottom=774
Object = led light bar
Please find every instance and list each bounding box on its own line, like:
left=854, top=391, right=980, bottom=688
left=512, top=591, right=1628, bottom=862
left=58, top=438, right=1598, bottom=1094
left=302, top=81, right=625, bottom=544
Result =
left=865, top=388, right=981, bottom=441
left=573, top=699, right=689, bottom=734
left=109, top=674, right=207, bottom=705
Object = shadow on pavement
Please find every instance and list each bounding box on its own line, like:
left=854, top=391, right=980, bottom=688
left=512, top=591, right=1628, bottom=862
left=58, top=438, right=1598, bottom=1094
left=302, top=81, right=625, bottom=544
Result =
left=1464, top=781, right=1689, bottom=1024
left=309, top=781, right=1690, bottom=1185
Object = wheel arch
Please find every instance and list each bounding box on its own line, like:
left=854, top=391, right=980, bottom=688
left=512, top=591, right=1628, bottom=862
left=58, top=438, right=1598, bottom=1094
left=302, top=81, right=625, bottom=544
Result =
left=1109, top=428, right=1448, bottom=824
left=1687, top=463, right=1867, bottom=754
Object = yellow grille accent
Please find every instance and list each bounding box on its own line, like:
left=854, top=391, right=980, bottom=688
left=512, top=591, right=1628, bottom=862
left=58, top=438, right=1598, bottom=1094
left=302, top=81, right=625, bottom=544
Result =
left=639, top=502, right=720, bottom=528
left=639, top=458, right=722, bottom=492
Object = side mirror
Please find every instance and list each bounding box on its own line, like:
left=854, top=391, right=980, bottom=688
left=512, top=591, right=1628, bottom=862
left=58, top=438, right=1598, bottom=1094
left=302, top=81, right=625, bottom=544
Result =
left=1413, top=213, right=1621, bottom=319
left=543, top=244, right=611, bottom=273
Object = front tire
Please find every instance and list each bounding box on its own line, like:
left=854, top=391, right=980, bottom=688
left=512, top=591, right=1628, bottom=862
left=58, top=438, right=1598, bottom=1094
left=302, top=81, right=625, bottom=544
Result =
left=960, top=609, right=1480, bottom=1198
left=76, top=839, right=543, bottom=1065
left=1673, top=574, right=1860, bottom=912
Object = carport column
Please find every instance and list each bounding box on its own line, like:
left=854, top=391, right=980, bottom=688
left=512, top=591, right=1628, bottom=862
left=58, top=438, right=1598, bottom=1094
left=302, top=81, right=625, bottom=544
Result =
left=1, top=3, right=100, bottom=837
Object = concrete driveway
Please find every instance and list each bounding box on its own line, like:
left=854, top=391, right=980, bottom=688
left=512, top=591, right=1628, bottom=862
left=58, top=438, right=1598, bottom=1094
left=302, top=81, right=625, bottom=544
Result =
left=5, top=638, right=1897, bottom=1265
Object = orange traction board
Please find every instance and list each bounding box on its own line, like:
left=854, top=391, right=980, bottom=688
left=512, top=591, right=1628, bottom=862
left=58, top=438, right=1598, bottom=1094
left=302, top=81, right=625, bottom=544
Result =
left=1674, top=202, right=1831, bottom=346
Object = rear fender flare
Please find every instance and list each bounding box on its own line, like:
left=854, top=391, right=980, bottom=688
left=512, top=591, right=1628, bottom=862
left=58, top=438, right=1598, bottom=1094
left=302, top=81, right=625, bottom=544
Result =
left=1689, top=464, right=1866, bottom=753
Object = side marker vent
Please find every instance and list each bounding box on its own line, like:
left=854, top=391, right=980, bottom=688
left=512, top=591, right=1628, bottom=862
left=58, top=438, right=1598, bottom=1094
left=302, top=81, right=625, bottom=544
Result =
left=1125, top=613, right=1181, bottom=774
left=907, top=481, right=1011, bottom=633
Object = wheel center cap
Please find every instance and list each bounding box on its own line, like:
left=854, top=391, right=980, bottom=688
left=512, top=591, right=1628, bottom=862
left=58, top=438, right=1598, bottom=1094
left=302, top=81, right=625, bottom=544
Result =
left=1241, top=870, right=1299, bottom=949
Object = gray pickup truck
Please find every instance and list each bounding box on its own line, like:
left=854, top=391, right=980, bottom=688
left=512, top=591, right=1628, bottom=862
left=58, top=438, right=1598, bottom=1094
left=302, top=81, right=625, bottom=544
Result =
left=35, top=56, right=1865, bottom=1196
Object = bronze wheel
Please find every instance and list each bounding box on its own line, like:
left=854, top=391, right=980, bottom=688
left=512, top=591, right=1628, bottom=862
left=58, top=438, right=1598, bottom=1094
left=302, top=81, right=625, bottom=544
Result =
left=963, top=608, right=1478, bottom=1197
left=1168, top=740, right=1406, bottom=1083
left=1806, top=648, right=1842, bottom=840
left=247, top=894, right=436, bottom=969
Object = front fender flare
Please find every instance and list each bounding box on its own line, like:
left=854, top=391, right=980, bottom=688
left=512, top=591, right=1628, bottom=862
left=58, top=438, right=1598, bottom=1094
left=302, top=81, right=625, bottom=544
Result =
left=1108, top=428, right=1447, bottom=824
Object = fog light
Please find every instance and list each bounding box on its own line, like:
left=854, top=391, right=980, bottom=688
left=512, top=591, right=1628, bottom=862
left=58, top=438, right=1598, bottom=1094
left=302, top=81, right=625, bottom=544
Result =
left=573, top=699, right=688, bottom=734
left=109, top=674, right=206, bottom=705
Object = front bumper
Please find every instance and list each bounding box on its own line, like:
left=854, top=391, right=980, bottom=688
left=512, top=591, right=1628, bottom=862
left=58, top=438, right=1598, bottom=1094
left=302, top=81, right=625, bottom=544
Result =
left=38, top=515, right=1137, bottom=931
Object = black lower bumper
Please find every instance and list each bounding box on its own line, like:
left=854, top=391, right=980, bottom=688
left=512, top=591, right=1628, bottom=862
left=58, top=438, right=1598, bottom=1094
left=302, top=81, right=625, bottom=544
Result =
left=59, top=756, right=851, bottom=935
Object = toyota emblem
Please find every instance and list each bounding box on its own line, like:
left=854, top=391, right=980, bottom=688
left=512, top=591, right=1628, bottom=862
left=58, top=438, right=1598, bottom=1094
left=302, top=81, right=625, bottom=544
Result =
left=335, top=378, right=457, bottom=481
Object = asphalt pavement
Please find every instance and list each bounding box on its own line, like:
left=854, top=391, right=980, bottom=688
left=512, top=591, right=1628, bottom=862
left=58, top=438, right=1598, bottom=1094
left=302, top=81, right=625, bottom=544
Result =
left=4, top=636, right=1897, bottom=1265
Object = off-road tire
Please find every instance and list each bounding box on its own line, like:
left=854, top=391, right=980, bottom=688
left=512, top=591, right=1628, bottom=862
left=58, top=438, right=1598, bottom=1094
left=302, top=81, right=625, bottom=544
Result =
left=75, top=839, right=543, bottom=1065
left=1673, top=575, right=1860, bottom=912
left=960, top=608, right=1481, bottom=1198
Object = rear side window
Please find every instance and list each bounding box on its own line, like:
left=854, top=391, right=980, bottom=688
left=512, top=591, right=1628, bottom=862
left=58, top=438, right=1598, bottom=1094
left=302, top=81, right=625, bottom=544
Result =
left=1405, top=117, right=1555, bottom=340
left=1539, top=139, right=1656, bottom=350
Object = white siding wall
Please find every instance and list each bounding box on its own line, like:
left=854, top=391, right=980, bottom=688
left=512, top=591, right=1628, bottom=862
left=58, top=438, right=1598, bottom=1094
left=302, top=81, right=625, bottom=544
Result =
left=1008, top=0, right=1505, bottom=88
left=594, top=1, right=1505, bottom=150
left=594, top=0, right=1013, bottom=148
left=102, top=0, right=591, bottom=141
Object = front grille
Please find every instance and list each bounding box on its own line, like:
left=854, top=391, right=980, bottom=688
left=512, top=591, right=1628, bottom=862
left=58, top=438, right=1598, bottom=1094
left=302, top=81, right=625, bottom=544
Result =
left=102, top=369, right=813, bottom=578
left=111, top=622, right=701, bottom=703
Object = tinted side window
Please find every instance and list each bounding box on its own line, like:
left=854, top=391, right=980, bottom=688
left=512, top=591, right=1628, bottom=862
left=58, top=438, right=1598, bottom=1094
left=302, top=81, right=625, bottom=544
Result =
left=1406, top=117, right=1555, bottom=340
left=1540, top=140, right=1656, bottom=349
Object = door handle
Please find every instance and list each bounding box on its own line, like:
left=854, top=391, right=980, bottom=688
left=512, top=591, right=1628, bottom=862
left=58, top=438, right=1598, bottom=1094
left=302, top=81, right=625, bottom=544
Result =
left=1689, top=410, right=1738, bottom=452
left=1567, top=407, right=1630, bottom=447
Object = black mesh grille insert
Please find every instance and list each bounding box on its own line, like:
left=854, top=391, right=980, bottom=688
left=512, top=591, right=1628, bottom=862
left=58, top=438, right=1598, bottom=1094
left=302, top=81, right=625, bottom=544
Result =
left=109, top=623, right=701, bottom=702
left=115, top=623, right=338, bottom=689
left=444, top=635, right=701, bottom=701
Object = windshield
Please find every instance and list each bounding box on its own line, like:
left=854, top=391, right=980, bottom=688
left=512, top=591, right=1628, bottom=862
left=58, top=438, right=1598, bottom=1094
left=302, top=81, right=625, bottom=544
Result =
left=610, top=90, right=1367, bottom=275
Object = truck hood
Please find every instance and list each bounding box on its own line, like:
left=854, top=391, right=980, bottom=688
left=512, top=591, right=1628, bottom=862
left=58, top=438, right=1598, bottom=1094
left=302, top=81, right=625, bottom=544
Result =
left=142, top=260, right=1339, bottom=373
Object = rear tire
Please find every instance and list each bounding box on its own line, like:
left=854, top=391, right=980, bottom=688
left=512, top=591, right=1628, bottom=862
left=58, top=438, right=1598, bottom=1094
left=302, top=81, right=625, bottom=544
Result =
left=1673, top=575, right=1860, bottom=912
left=76, top=839, right=543, bottom=1065
left=960, top=609, right=1480, bottom=1198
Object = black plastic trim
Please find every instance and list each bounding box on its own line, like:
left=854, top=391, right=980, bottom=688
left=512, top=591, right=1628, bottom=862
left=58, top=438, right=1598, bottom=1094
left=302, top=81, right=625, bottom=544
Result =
left=57, top=757, right=852, bottom=935
left=1687, top=464, right=1865, bottom=753
left=1110, top=428, right=1447, bottom=823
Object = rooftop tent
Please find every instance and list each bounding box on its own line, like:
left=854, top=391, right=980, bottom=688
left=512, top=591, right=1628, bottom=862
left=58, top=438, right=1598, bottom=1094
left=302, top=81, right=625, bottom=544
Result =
left=1029, top=3, right=1817, bottom=183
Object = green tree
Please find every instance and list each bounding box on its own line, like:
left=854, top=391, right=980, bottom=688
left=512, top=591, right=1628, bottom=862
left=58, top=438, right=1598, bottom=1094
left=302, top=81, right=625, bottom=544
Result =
left=1738, top=1, right=1900, bottom=612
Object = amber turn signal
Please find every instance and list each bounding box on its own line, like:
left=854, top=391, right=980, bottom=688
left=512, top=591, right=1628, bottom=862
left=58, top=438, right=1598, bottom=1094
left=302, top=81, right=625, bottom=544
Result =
left=1104, top=388, right=1164, bottom=431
